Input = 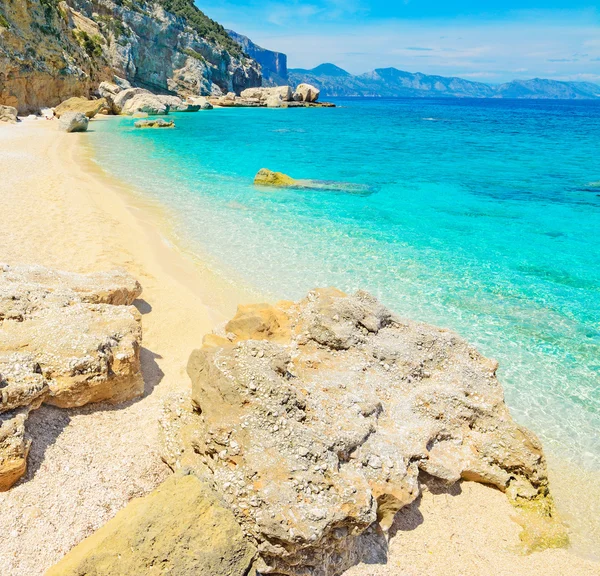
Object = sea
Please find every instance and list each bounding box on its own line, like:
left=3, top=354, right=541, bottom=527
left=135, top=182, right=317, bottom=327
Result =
left=89, top=97, right=600, bottom=549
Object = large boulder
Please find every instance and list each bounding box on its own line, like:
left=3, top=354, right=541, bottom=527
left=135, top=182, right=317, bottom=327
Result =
left=54, top=97, right=106, bottom=119
left=58, top=112, right=89, bottom=133
left=0, top=105, right=18, bottom=124
left=156, top=95, right=199, bottom=112
left=0, top=264, right=143, bottom=490
left=254, top=168, right=296, bottom=187
left=162, top=288, right=565, bottom=575
left=265, top=94, right=283, bottom=108
left=112, top=88, right=168, bottom=116
left=240, top=85, right=293, bottom=104
left=294, top=83, right=320, bottom=103
left=46, top=472, right=258, bottom=576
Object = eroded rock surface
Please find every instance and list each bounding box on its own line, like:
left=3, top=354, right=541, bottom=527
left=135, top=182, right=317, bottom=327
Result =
left=58, top=111, right=89, bottom=132
left=46, top=472, right=258, bottom=576
left=0, top=264, right=143, bottom=490
left=54, top=97, right=106, bottom=119
left=162, top=288, right=561, bottom=576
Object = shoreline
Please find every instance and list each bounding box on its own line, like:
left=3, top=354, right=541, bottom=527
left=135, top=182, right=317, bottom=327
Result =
left=0, top=118, right=599, bottom=575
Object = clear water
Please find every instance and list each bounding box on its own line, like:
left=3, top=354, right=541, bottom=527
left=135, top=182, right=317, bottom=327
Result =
left=89, top=98, right=600, bottom=473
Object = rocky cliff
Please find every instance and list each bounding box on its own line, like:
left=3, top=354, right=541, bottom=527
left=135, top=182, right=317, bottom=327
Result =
left=289, top=63, right=600, bottom=100
left=228, top=30, right=288, bottom=86
left=0, top=0, right=261, bottom=114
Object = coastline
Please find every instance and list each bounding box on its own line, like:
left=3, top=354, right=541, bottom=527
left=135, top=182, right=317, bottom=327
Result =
left=0, top=119, right=599, bottom=575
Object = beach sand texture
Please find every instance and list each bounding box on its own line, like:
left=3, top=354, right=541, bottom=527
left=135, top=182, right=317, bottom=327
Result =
left=0, top=120, right=598, bottom=576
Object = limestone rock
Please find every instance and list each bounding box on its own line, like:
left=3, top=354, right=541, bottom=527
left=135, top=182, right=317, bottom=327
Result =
left=0, top=264, right=144, bottom=490
left=0, top=105, right=18, bottom=123
left=162, top=288, right=560, bottom=575
left=265, top=94, right=283, bottom=108
left=240, top=85, right=293, bottom=104
left=294, top=83, right=320, bottom=103
left=156, top=94, right=199, bottom=112
left=135, top=119, right=175, bottom=128
left=254, top=168, right=296, bottom=187
left=58, top=112, right=89, bottom=133
left=98, top=81, right=121, bottom=99
left=46, top=472, right=258, bottom=576
left=0, top=408, right=31, bottom=492
left=54, top=97, right=106, bottom=119
left=111, top=88, right=169, bottom=116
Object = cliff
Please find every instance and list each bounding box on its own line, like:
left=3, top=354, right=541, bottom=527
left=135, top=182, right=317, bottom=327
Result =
left=289, top=63, right=600, bottom=100
left=0, top=0, right=262, bottom=114
left=227, top=30, right=288, bottom=86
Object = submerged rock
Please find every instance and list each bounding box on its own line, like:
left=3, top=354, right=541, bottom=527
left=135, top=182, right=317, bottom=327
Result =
left=0, top=105, right=18, bottom=124
left=54, top=97, right=106, bottom=119
left=254, top=168, right=296, bottom=187
left=294, top=83, right=320, bottom=103
left=0, top=264, right=143, bottom=490
left=58, top=112, right=89, bottom=133
left=46, top=472, right=258, bottom=576
left=134, top=118, right=175, bottom=128
left=162, top=288, right=564, bottom=575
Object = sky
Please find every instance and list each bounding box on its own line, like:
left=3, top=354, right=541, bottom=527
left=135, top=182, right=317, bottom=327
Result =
left=198, top=0, right=600, bottom=84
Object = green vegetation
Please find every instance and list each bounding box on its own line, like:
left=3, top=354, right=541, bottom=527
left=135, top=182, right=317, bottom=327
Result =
left=0, top=13, right=9, bottom=29
left=156, top=0, right=243, bottom=58
left=74, top=29, right=104, bottom=58
left=95, top=14, right=131, bottom=42
left=182, top=48, right=206, bottom=63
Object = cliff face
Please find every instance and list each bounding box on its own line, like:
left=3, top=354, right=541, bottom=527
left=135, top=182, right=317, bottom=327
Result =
left=228, top=30, right=287, bottom=86
left=0, top=0, right=261, bottom=113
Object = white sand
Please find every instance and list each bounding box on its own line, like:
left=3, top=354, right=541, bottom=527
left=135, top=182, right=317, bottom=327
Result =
left=0, top=119, right=598, bottom=576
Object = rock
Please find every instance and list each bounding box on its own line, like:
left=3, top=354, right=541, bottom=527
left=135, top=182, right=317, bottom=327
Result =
left=0, top=105, right=18, bottom=124
left=134, top=119, right=175, bottom=128
left=294, top=83, right=320, bottom=102
left=265, top=94, right=283, bottom=108
left=46, top=472, right=258, bottom=576
left=112, top=88, right=169, bottom=116
left=98, top=81, right=121, bottom=99
left=156, top=95, right=199, bottom=112
left=54, top=97, right=106, bottom=119
left=132, top=111, right=148, bottom=119
left=58, top=112, right=89, bottom=133
left=240, top=86, right=293, bottom=104
left=254, top=168, right=296, bottom=187
left=162, top=288, right=564, bottom=575
left=187, top=96, right=213, bottom=110
left=0, top=264, right=143, bottom=490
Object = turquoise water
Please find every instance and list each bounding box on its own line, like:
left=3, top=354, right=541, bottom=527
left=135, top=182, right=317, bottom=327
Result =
left=89, top=98, right=600, bottom=472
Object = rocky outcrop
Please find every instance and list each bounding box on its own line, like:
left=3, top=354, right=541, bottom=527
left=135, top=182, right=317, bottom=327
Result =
left=0, top=264, right=143, bottom=490
left=161, top=288, right=565, bottom=575
left=58, top=111, right=89, bottom=132
left=135, top=118, right=175, bottom=128
left=294, top=83, right=320, bottom=103
left=46, top=472, right=258, bottom=576
left=54, top=97, right=106, bottom=119
left=187, top=96, right=213, bottom=110
left=254, top=168, right=296, bottom=187
left=0, top=0, right=261, bottom=114
left=112, top=87, right=168, bottom=115
left=0, top=105, right=18, bottom=123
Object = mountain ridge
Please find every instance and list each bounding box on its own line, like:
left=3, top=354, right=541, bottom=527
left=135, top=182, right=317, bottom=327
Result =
left=289, top=63, right=600, bottom=100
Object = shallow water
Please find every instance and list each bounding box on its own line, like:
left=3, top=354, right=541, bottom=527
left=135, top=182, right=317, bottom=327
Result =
left=89, top=98, right=600, bottom=479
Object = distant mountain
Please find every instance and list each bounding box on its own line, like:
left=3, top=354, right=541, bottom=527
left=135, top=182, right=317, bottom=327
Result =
left=228, top=31, right=288, bottom=87
left=288, top=64, right=600, bottom=100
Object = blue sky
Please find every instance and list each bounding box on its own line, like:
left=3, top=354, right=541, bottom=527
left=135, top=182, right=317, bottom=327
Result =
left=198, top=0, right=600, bottom=83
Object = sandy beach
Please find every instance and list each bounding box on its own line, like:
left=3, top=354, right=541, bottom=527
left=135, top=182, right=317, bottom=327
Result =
left=0, top=118, right=599, bottom=576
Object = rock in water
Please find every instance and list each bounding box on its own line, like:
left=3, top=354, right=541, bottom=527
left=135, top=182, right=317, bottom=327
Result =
left=0, top=105, right=18, bottom=124
left=294, top=83, right=320, bottom=102
left=162, top=288, right=564, bottom=575
left=54, top=97, right=106, bottom=119
left=46, top=472, right=258, bottom=576
left=58, top=111, right=89, bottom=133
left=254, top=168, right=296, bottom=187
left=0, top=264, right=143, bottom=490
left=134, top=119, right=175, bottom=128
